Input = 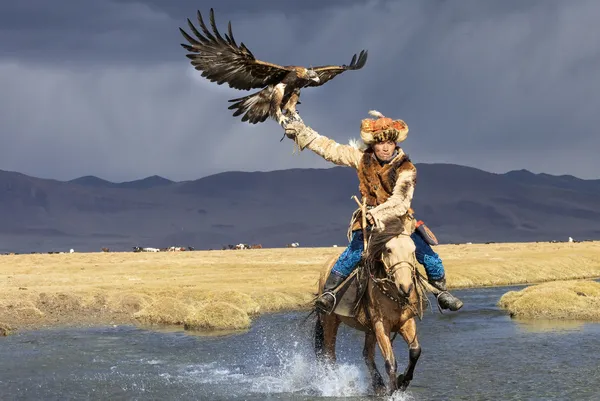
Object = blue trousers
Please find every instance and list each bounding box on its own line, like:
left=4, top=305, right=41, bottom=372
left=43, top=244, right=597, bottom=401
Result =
left=331, top=229, right=445, bottom=280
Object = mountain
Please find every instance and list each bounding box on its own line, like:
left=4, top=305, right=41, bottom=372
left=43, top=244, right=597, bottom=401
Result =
left=69, top=175, right=116, bottom=188
left=0, top=165, right=599, bottom=253
left=116, top=175, right=175, bottom=189
left=69, top=174, right=174, bottom=189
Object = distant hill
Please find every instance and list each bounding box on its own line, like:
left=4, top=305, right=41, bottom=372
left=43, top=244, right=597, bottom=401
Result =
left=1, top=165, right=599, bottom=253
left=69, top=175, right=116, bottom=188
left=69, top=174, right=174, bottom=189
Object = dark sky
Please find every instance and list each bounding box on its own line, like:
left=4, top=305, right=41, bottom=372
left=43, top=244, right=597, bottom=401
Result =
left=1, top=0, right=599, bottom=181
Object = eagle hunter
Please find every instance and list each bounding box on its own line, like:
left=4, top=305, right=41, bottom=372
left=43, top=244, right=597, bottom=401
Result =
left=179, top=9, right=368, bottom=124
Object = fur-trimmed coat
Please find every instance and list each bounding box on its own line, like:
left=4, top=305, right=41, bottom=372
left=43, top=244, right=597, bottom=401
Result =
left=288, top=122, right=416, bottom=232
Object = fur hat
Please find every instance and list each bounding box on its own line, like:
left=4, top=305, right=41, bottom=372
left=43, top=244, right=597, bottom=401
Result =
left=360, top=110, right=408, bottom=146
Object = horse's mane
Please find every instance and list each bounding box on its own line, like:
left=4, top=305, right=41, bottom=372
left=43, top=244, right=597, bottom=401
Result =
left=363, top=218, right=411, bottom=274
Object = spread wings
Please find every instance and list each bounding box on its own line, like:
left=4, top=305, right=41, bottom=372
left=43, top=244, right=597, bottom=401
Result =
left=179, top=9, right=295, bottom=90
left=305, top=50, right=368, bottom=87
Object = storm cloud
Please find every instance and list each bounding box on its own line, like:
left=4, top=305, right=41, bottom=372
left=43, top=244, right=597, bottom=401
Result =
left=1, top=0, right=599, bottom=181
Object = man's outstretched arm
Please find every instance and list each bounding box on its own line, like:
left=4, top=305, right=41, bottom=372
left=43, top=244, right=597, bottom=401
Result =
left=284, top=121, right=362, bottom=169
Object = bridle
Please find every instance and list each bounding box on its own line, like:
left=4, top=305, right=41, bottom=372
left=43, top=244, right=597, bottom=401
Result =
left=366, top=231, right=418, bottom=305
left=383, top=259, right=416, bottom=279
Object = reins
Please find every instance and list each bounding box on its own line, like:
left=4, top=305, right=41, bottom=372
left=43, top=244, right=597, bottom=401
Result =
left=362, top=229, right=429, bottom=322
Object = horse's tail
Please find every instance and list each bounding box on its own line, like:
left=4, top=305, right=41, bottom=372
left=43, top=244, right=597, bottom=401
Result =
left=314, top=313, right=325, bottom=360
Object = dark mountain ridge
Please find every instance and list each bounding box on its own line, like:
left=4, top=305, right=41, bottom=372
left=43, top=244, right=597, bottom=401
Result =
left=1, top=165, right=598, bottom=253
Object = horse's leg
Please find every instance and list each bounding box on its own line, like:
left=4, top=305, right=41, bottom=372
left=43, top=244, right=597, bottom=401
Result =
left=363, top=332, right=386, bottom=396
left=314, top=313, right=326, bottom=361
left=316, top=312, right=341, bottom=364
left=396, top=317, right=421, bottom=391
left=373, top=320, right=397, bottom=394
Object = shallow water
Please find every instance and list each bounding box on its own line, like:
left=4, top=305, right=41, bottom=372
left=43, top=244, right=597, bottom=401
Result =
left=1, top=285, right=599, bottom=400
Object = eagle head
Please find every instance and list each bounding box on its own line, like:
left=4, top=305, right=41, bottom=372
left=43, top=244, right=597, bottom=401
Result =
left=306, top=69, right=320, bottom=83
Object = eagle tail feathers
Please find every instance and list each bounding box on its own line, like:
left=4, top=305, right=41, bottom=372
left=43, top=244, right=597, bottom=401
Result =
left=227, top=87, right=274, bottom=124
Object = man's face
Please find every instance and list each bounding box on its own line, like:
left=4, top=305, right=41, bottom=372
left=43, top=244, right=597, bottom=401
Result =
left=373, top=140, right=396, bottom=161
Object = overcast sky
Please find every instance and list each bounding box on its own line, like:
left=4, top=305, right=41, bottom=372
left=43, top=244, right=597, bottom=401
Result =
left=1, top=0, right=599, bottom=182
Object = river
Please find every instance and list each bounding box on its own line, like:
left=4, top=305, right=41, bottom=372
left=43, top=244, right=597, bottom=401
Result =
left=1, top=284, right=599, bottom=400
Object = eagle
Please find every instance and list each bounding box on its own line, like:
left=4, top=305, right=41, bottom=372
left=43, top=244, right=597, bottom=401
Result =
left=179, top=9, right=368, bottom=125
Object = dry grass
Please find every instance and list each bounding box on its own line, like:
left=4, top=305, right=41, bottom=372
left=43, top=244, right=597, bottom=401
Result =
left=1, top=241, right=599, bottom=333
left=0, top=322, right=11, bottom=336
left=498, top=280, right=600, bottom=320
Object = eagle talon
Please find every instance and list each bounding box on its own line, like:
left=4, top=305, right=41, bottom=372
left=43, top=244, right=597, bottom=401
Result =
left=278, top=115, right=290, bottom=127
left=285, top=111, right=303, bottom=124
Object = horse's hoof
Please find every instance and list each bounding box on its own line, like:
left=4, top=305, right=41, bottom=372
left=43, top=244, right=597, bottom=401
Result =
left=372, top=378, right=387, bottom=396
left=396, top=374, right=410, bottom=391
left=373, top=385, right=387, bottom=397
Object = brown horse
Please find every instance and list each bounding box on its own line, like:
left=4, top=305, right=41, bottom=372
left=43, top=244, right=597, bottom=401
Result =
left=313, top=217, right=426, bottom=396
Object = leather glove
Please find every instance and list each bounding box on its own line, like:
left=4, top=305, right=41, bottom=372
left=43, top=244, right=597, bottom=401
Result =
left=283, top=120, right=306, bottom=139
left=280, top=119, right=316, bottom=150
left=284, top=123, right=298, bottom=139
left=366, top=212, right=386, bottom=231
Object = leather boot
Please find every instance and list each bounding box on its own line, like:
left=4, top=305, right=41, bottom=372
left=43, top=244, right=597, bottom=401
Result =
left=428, top=276, right=463, bottom=311
left=315, top=273, right=346, bottom=314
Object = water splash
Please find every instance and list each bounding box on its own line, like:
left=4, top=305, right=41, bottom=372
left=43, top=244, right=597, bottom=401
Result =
left=249, top=353, right=370, bottom=397
left=182, top=353, right=417, bottom=399
left=182, top=362, right=252, bottom=385
left=173, top=323, right=420, bottom=399
left=387, top=391, right=416, bottom=401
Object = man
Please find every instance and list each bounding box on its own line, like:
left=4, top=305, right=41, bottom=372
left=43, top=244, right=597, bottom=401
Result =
left=282, top=110, right=463, bottom=313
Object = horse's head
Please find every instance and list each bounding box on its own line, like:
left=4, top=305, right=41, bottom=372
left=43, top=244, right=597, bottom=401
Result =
left=365, top=217, right=417, bottom=298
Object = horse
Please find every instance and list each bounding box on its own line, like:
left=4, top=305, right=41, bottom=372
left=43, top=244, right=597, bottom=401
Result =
left=313, top=216, right=426, bottom=396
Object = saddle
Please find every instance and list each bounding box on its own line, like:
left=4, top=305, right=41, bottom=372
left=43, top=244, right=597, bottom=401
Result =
left=327, top=258, right=430, bottom=320
left=328, top=261, right=370, bottom=317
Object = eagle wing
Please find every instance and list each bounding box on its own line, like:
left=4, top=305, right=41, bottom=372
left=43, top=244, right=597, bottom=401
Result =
left=179, top=9, right=294, bottom=90
left=305, top=50, right=368, bottom=87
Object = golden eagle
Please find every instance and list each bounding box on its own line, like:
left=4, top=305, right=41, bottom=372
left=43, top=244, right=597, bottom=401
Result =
left=179, top=9, right=368, bottom=124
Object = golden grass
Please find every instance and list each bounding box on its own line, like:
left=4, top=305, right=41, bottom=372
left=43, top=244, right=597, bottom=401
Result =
left=0, top=322, right=11, bottom=336
left=1, top=241, right=599, bottom=334
left=498, top=280, right=600, bottom=320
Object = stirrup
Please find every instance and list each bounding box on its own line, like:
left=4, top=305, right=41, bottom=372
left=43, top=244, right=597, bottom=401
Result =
left=316, top=291, right=337, bottom=314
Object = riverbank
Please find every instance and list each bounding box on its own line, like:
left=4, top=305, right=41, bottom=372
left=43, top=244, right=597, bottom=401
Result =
left=1, top=241, right=599, bottom=334
left=498, top=280, right=600, bottom=320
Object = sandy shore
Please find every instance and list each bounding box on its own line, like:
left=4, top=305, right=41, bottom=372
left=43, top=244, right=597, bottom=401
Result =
left=1, top=241, right=599, bottom=335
